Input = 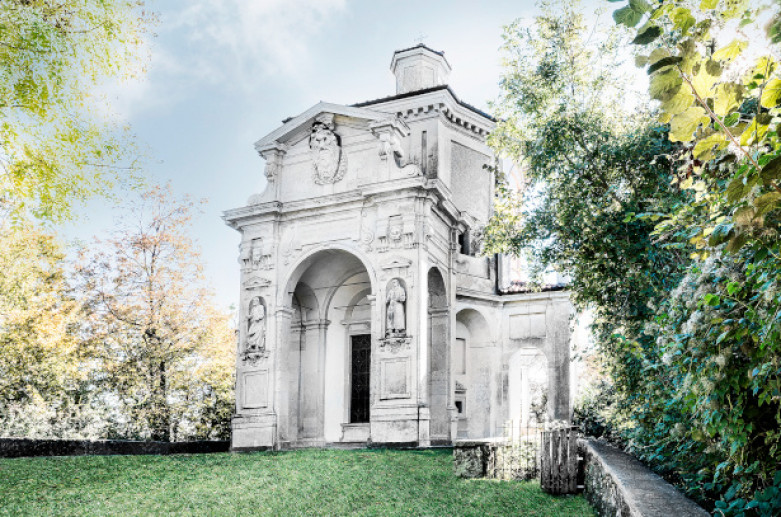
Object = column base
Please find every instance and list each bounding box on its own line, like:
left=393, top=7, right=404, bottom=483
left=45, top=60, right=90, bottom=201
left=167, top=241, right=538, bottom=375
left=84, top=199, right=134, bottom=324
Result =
left=231, top=413, right=277, bottom=451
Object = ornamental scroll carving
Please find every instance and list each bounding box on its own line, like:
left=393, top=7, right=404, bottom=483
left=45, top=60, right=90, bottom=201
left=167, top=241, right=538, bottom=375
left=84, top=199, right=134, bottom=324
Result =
left=310, top=114, right=347, bottom=184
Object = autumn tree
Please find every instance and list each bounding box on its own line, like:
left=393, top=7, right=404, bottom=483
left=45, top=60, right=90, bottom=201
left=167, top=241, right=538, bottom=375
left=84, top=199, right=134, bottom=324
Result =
left=0, top=0, right=152, bottom=223
left=0, top=225, right=107, bottom=438
left=77, top=185, right=234, bottom=441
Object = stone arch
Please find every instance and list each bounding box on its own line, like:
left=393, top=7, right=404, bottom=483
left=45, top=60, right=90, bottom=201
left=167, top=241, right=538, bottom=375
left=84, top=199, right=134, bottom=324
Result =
left=345, top=288, right=371, bottom=323
left=280, top=244, right=378, bottom=310
left=508, top=348, right=549, bottom=432
left=455, top=307, right=495, bottom=439
left=276, top=246, right=376, bottom=446
left=292, top=281, right=318, bottom=323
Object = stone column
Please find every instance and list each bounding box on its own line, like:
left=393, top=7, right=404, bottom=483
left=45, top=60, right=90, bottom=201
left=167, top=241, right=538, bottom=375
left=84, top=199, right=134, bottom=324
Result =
left=428, top=306, right=450, bottom=443
left=274, top=307, right=294, bottom=448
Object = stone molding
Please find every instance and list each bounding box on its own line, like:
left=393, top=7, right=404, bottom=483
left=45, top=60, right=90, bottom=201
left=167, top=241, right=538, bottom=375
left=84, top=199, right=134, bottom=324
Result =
left=379, top=335, right=412, bottom=353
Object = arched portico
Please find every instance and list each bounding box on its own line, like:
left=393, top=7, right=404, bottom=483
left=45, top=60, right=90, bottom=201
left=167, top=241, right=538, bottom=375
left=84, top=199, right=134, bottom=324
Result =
left=277, top=247, right=377, bottom=447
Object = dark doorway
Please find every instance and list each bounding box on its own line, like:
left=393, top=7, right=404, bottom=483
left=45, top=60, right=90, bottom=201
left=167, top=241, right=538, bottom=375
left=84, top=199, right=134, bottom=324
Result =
left=350, top=334, right=371, bottom=423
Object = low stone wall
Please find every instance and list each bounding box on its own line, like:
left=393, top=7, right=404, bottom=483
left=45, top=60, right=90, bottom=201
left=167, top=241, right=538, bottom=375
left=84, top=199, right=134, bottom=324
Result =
left=453, top=438, right=538, bottom=481
left=581, top=438, right=708, bottom=517
left=0, top=438, right=230, bottom=458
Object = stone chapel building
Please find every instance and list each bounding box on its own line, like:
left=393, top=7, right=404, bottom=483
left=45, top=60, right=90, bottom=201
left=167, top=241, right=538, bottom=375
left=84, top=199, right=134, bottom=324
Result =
left=223, top=45, right=575, bottom=450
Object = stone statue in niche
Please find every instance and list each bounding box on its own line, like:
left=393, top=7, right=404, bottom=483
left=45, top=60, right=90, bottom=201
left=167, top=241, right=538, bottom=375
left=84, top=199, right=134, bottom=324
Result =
left=386, top=279, right=407, bottom=337
left=246, top=297, right=267, bottom=355
left=309, top=114, right=347, bottom=184
left=470, top=226, right=485, bottom=256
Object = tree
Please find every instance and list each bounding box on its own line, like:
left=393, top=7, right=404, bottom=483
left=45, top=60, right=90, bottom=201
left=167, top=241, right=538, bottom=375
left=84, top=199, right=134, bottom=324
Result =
left=486, top=0, right=692, bottom=417
left=0, top=224, right=106, bottom=438
left=77, top=184, right=234, bottom=441
left=603, top=1, right=781, bottom=514
left=0, top=0, right=152, bottom=224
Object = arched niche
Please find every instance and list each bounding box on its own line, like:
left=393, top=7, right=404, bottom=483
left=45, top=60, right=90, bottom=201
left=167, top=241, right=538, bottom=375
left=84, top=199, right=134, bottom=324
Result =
left=508, top=348, right=549, bottom=431
left=455, top=307, right=494, bottom=439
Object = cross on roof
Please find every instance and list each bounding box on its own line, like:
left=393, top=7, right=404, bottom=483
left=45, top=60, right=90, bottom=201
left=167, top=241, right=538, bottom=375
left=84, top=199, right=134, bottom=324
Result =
left=413, top=33, right=428, bottom=45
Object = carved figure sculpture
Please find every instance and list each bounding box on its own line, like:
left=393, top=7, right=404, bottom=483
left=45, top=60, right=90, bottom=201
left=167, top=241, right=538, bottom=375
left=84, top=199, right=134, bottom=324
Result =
left=251, top=238, right=263, bottom=269
left=309, top=115, right=347, bottom=184
left=470, top=226, right=485, bottom=256
left=386, top=279, right=407, bottom=336
left=246, top=297, right=266, bottom=352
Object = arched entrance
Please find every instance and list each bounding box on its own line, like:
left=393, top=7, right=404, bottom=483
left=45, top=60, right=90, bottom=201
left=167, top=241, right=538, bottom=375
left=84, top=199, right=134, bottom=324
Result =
left=508, top=348, right=548, bottom=433
left=455, top=308, right=494, bottom=439
left=280, top=248, right=376, bottom=447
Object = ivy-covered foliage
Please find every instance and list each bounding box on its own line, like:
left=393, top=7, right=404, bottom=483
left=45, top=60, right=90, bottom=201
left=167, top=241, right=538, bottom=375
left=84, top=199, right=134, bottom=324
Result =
left=489, top=0, right=781, bottom=514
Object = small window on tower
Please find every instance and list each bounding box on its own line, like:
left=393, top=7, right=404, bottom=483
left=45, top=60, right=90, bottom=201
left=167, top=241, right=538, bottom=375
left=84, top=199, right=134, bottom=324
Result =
left=455, top=401, right=464, bottom=414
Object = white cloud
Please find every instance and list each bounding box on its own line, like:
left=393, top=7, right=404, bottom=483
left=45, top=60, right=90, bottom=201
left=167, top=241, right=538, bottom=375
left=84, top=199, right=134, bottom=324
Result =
left=93, top=0, right=347, bottom=121
left=164, top=0, right=347, bottom=87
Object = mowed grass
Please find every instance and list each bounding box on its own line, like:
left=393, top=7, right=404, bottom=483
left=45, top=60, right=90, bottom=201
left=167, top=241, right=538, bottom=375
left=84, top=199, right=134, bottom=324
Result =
left=0, top=448, right=594, bottom=516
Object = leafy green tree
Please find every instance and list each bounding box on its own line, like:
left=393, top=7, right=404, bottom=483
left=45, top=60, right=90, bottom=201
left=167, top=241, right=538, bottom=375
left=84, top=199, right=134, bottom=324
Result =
left=76, top=185, right=234, bottom=441
left=486, top=0, right=692, bottom=417
left=0, top=0, right=152, bottom=223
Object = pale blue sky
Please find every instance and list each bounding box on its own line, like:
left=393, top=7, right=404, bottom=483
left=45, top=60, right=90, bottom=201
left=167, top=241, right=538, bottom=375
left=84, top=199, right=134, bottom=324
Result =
left=64, top=0, right=610, bottom=309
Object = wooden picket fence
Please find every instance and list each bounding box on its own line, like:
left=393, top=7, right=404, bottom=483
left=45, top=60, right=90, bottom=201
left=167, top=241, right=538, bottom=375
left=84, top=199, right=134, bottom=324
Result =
left=539, top=426, right=579, bottom=494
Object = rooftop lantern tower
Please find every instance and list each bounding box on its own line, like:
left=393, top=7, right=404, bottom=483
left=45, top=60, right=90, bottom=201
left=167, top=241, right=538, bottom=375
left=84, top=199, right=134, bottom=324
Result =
left=390, top=44, right=451, bottom=95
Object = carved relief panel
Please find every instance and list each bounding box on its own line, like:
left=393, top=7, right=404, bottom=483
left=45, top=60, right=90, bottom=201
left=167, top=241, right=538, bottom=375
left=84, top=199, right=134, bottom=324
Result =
left=240, top=237, right=274, bottom=272
left=309, top=113, right=347, bottom=185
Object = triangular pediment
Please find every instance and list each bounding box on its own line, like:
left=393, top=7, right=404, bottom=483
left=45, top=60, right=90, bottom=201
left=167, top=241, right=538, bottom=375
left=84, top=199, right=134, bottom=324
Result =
left=254, top=102, right=399, bottom=153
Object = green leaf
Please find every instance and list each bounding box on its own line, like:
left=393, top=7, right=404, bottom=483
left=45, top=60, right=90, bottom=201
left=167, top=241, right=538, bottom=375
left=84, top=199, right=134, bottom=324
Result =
left=691, top=60, right=722, bottom=97
left=726, top=232, right=749, bottom=252
left=708, top=222, right=733, bottom=246
left=734, top=206, right=756, bottom=227
left=661, top=88, right=694, bottom=115
left=614, top=5, right=644, bottom=27
left=693, top=133, right=728, bottom=159
left=724, top=113, right=740, bottom=126
left=760, top=78, right=781, bottom=108
left=754, top=192, right=781, bottom=216
left=739, top=118, right=770, bottom=146
left=713, top=83, right=744, bottom=116
left=669, top=106, right=709, bottom=142
left=671, top=7, right=696, bottom=34
left=650, top=69, right=683, bottom=101
left=760, top=155, right=781, bottom=185
left=648, top=56, right=683, bottom=75
left=726, top=175, right=749, bottom=202
left=712, top=40, right=748, bottom=62
left=700, top=0, right=719, bottom=8
left=633, top=25, right=662, bottom=45
left=629, top=0, right=651, bottom=13
left=635, top=55, right=649, bottom=67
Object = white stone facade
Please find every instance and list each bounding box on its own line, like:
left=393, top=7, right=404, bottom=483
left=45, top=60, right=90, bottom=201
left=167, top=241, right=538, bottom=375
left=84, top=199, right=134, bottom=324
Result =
left=223, top=45, right=575, bottom=450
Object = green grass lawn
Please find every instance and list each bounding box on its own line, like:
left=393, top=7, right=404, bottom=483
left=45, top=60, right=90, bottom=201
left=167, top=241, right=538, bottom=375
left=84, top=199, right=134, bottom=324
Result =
left=0, top=448, right=594, bottom=516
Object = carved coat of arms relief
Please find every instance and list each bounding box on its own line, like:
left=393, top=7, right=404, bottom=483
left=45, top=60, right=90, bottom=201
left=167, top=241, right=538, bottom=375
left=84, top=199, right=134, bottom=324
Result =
left=309, top=114, right=347, bottom=184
